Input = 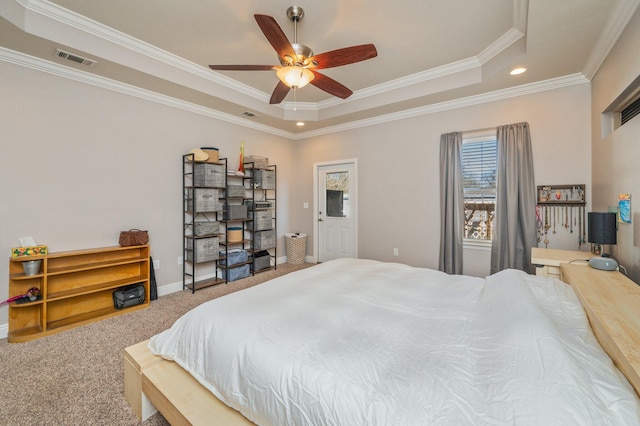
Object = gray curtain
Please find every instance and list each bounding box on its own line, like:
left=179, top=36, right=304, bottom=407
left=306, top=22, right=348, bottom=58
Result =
left=439, top=132, right=464, bottom=274
left=490, top=122, right=537, bottom=274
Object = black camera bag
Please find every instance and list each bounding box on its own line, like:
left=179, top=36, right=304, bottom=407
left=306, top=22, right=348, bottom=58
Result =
left=113, top=284, right=145, bottom=309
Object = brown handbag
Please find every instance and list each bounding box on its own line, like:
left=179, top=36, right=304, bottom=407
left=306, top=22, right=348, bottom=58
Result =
left=119, top=229, right=149, bottom=247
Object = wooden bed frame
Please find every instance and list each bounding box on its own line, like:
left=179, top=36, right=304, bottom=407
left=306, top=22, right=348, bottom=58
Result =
left=124, top=262, right=640, bottom=424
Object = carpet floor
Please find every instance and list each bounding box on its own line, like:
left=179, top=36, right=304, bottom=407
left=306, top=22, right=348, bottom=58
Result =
left=0, top=263, right=312, bottom=425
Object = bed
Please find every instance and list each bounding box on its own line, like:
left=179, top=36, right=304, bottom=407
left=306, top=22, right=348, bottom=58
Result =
left=126, top=258, right=640, bottom=425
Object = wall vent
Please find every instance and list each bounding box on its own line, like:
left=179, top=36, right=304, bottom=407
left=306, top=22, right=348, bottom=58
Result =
left=54, top=49, right=97, bottom=67
left=621, top=96, right=640, bottom=126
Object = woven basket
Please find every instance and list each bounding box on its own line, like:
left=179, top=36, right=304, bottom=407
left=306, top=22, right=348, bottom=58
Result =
left=285, top=234, right=307, bottom=264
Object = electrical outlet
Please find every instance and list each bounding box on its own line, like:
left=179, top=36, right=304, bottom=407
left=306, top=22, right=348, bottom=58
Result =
left=153, top=259, right=160, bottom=270
left=178, top=256, right=183, bottom=265
left=393, top=248, right=399, bottom=256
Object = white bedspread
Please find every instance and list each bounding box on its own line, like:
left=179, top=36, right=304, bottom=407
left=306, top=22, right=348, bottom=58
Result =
left=150, top=258, right=640, bottom=425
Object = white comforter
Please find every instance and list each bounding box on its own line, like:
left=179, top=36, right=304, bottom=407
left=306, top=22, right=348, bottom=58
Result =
left=150, top=258, right=640, bottom=425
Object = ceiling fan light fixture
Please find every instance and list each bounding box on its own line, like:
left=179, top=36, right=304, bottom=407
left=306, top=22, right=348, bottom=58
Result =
left=276, top=66, right=314, bottom=89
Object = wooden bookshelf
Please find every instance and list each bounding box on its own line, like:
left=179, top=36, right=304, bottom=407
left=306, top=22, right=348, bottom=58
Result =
left=8, top=245, right=150, bottom=343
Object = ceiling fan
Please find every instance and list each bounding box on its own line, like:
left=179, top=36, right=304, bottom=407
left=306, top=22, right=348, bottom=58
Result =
left=209, top=6, right=377, bottom=104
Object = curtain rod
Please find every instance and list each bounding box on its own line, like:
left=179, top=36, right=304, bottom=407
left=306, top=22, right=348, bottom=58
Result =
left=462, top=126, right=496, bottom=139
left=463, top=126, right=496, bottom=134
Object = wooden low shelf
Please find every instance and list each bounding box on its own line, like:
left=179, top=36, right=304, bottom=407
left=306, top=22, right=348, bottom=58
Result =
left=7, top=245, right=150, bottom=343
left=47, top=276, right=147, bottom=301
left=47, top=257, right=147, bottom=276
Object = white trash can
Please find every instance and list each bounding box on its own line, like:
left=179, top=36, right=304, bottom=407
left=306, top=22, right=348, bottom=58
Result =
left=285, top=233, right=307, bottom=264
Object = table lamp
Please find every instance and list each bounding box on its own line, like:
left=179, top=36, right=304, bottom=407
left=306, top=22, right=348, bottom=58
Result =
left=587, top=212, right=618, bottom=271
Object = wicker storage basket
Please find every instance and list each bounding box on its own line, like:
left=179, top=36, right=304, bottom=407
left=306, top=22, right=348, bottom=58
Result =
left=285, top=233, right=307, bottom=264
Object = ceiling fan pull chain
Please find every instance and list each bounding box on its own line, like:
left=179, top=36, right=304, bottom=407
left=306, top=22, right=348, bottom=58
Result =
left=293, top=87, right=297, bottom=111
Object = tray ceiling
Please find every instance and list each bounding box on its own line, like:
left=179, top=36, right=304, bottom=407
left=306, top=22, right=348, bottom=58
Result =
left=1, top=0, right=637, bottom=137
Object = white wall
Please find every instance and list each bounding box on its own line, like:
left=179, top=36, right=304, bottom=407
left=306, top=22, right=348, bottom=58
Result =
left=0, top=61, right=294, bottom=328
left=291, top=83, right=593, bottom=276
left=0, top=59, right=594, bottom=331
left=591, top=8, right=640, bottom=282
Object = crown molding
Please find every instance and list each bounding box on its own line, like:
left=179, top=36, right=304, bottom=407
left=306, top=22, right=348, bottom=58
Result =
left=0, top=47, right=294, bottom=139
left=4, top=0, right=535, bottom=121
left=293, top=74, right=589, bottom=140
left=582, top=0, right=640, bottom=80
left=477, top=27, right=525, bottom=65
left=15, top=0, right=270, bottom=103
left=1, top=45, right=589, bottom=142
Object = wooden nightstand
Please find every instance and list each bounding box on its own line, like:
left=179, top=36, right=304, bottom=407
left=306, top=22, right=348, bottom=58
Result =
left=531, top=247, right=590, bottom=279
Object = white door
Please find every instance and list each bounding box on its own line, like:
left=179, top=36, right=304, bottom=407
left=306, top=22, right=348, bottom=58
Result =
left=315, top=161, right=357, bottom=262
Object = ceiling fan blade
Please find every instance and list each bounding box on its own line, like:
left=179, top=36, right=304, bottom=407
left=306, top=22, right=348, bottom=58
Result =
left=310, top=44, right=377, bottom=69
left=310, top=71, right=353, bottom=99
left=254, top=14, right=296, bottom=61
left=209, top=65, right=275, bottom=71
left=270, top=80, right=291, bottom=104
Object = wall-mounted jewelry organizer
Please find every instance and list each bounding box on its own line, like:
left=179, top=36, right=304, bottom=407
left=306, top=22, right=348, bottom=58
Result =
left=536, top=184, right=586, bottom=249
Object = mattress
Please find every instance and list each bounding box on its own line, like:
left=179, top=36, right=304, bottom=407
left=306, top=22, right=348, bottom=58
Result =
left=150, top=258, right=640, bottom=425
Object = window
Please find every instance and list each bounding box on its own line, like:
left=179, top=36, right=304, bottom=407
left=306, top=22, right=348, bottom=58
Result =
left=604, top=74, right=640, bottom=135
left=462, top=134, right=497, bottom=243
left=621, top=95, right=640, bottom=126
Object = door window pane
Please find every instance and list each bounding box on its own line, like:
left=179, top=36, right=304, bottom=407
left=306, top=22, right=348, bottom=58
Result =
left=326, top=172, right=349, bottom=217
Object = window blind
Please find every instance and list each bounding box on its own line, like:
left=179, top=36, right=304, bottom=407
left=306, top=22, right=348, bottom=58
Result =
left=621, top=96, right=640, bottom=125
left=462, top=140, right=497, bottom=201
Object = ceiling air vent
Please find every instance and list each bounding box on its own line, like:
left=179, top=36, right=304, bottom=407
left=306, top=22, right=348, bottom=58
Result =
left=54, top=49, right=97, bottom=67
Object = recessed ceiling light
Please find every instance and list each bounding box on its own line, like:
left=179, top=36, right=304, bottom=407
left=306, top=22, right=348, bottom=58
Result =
left=296, top=122, right=305, bottom=127
left=510, top=67, right=527, bottom=75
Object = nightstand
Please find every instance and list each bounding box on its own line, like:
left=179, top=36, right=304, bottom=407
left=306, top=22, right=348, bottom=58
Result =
left=531, top=247, right=590, bottom=279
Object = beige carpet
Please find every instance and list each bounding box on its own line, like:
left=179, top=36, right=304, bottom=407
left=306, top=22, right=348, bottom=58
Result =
left=0, top=263, right=312, bottom=425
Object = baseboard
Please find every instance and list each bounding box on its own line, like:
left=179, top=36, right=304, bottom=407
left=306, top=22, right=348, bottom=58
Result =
left=157, top=280, right=184, bottom=297
left=0, top=323, right=7, bottom=340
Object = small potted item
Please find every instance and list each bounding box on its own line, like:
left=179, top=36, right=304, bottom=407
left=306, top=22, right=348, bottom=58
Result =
left=22, top=260, right=42, bottom=276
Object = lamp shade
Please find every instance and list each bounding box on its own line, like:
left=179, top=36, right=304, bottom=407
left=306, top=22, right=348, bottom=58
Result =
left=276, top=66, right=314, bottom=89
left=587, top=212, right=617, bottom=245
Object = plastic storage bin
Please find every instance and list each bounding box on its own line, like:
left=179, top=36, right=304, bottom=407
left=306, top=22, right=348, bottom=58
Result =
left=220, top=249, right=248, bottom=266
left=223, top=264, right=250, bottom=282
